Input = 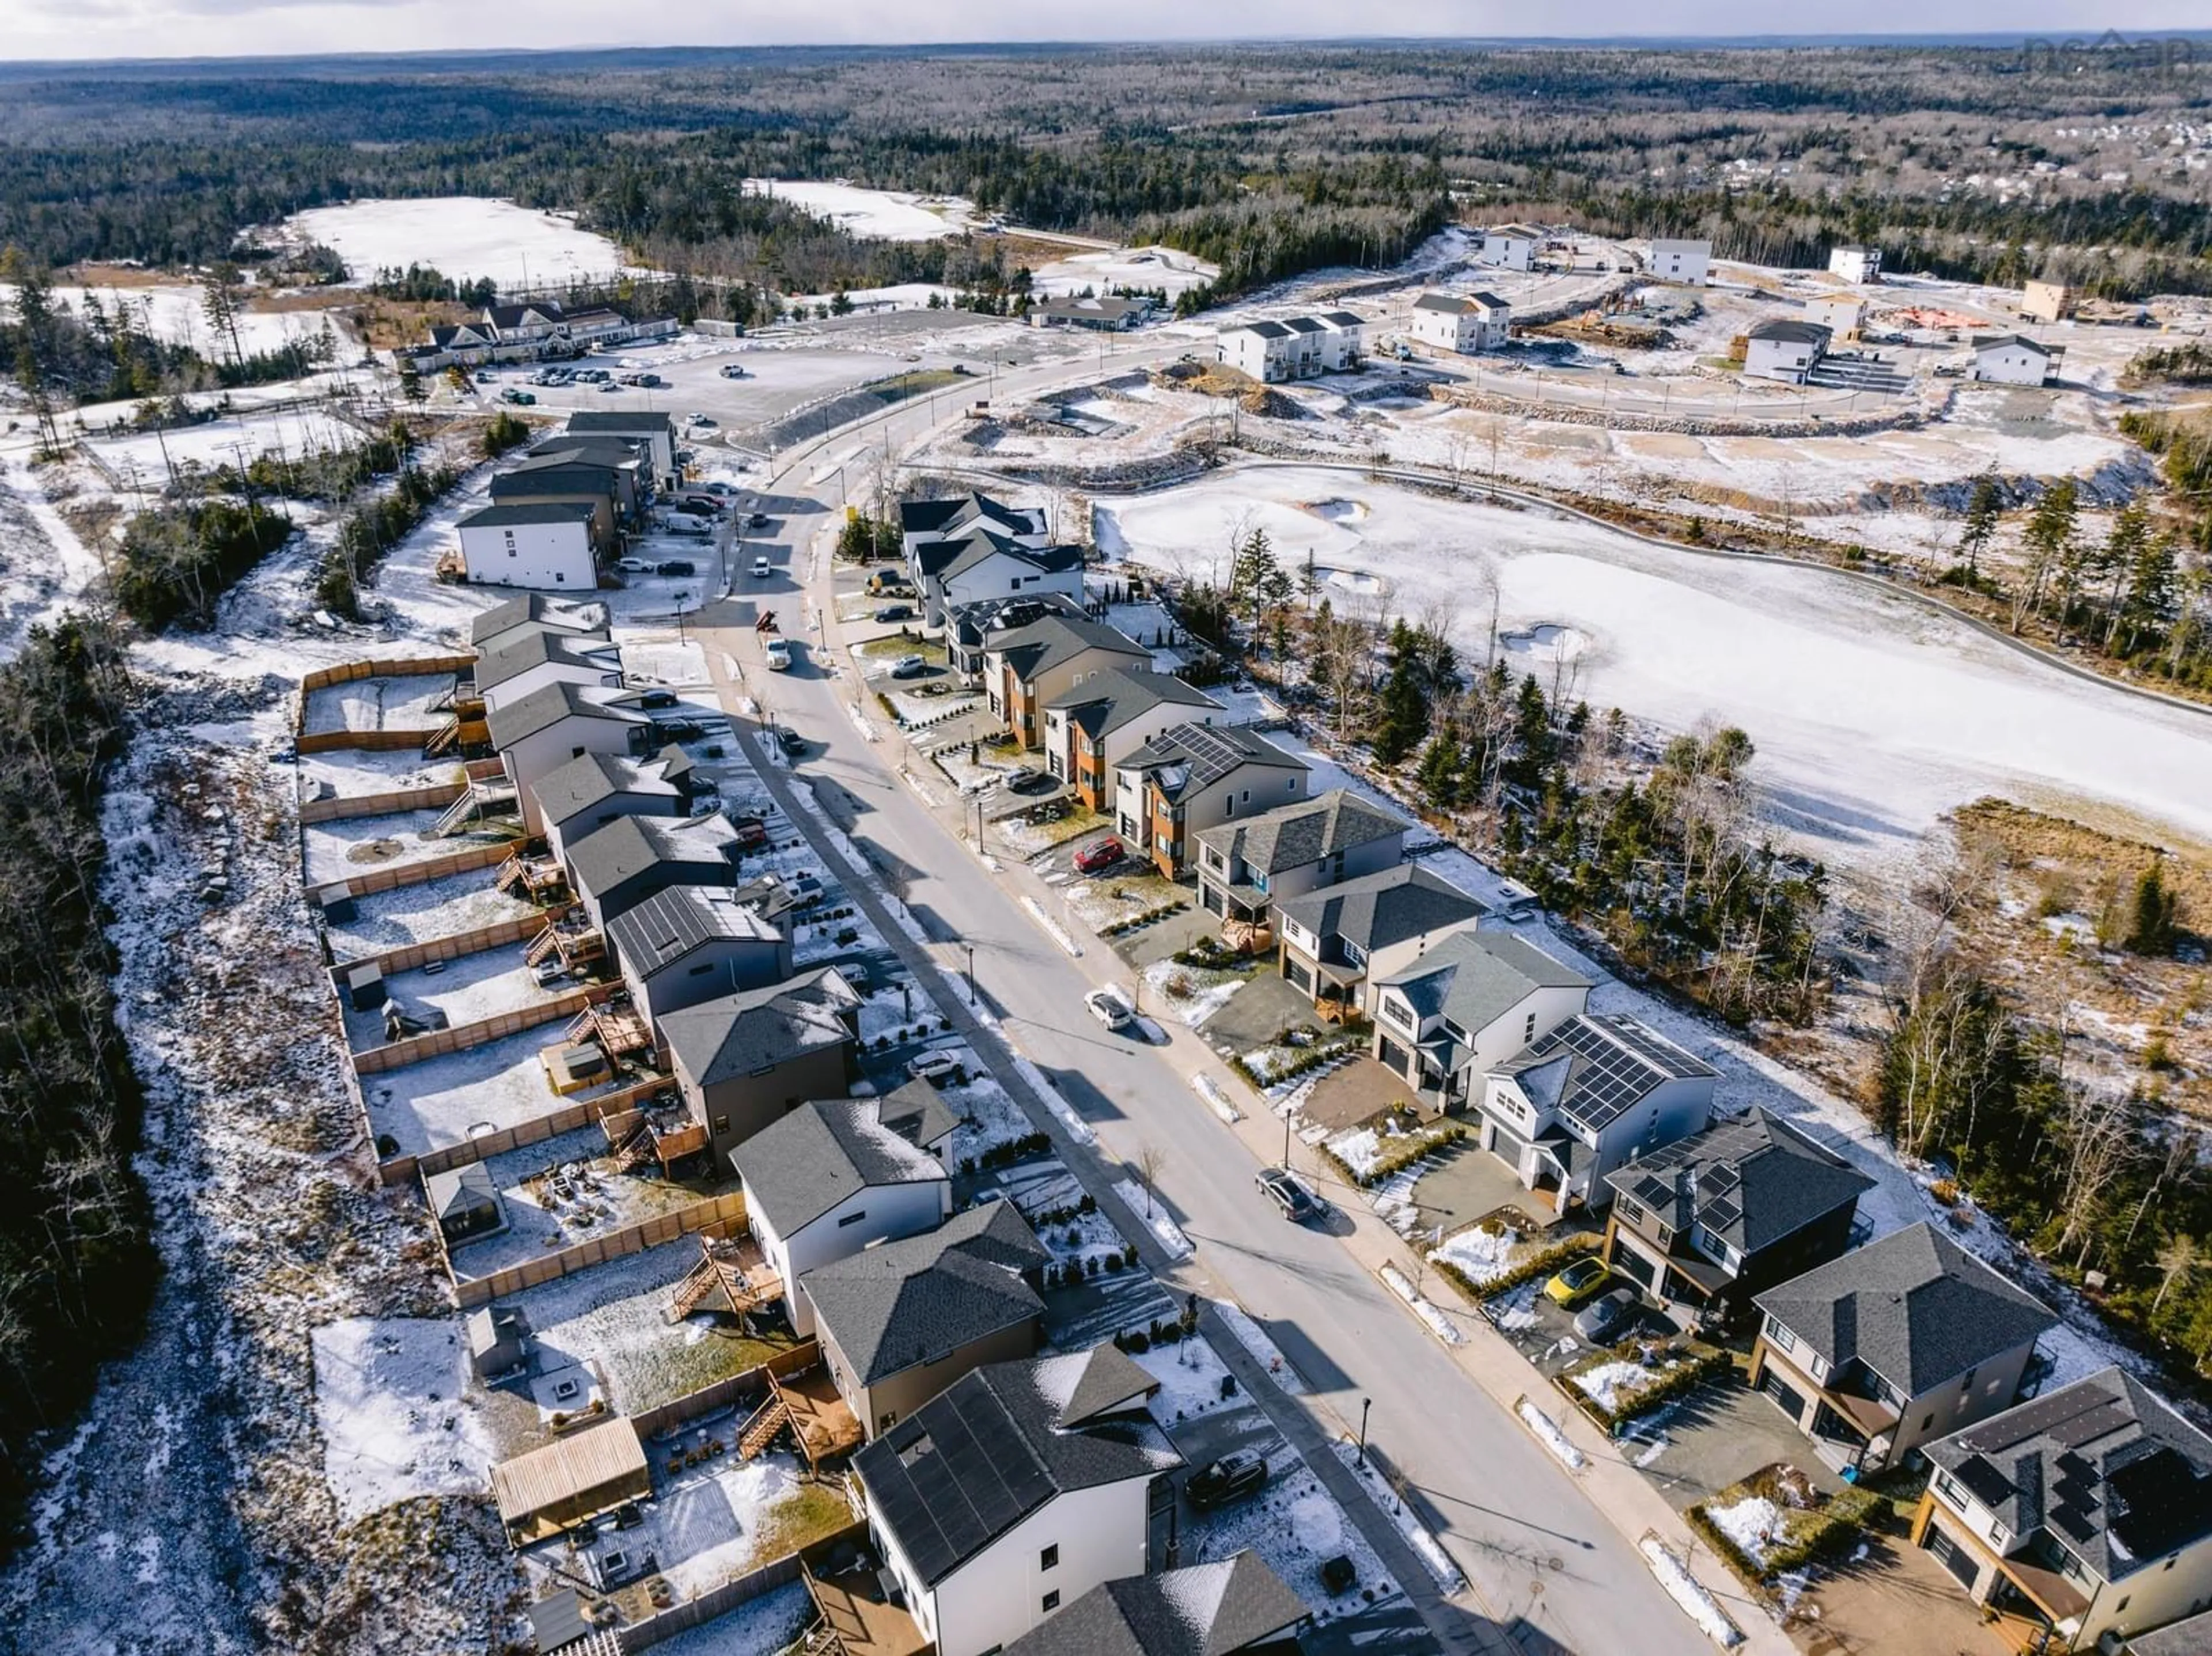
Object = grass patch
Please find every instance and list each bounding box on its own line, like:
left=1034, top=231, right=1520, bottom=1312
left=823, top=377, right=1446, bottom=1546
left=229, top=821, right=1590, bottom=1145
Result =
left=749, top=1479, right=858, bottom=1567
left=1558, top=1339, right=1732, bottom=1431
left=1687, top=1465, right=1887, bottom=1595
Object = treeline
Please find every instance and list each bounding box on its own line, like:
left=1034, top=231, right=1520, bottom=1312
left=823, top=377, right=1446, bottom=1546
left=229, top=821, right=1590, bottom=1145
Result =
left=366, top=263, right=496, bottom=307
left=315, top=455, right=465, bottom=618
left=0, top=615, right=154, bottom=1537
left=113, top=497, right=294, bottom=630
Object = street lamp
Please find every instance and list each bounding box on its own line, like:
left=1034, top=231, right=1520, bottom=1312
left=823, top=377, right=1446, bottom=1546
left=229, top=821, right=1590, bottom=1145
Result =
left=1356, top=1397, right=1372, bottom=1469
left=965, top=944, right=976, bottom=1006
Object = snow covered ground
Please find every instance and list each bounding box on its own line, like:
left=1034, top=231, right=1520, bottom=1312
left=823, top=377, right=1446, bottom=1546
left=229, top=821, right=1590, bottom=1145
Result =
left=1099, top=465, right=2212, bottom=879
left=278, top=198, right=632, bottom=288
left=82, top=404, right=373, bottom=480
left=0, top=282, right=343, bottom=359
left=309, top=1317, right=498, bottom=1521
left=745, top=180, right=967, bottom=241
left=1029, top=245, right=1218, bottom=300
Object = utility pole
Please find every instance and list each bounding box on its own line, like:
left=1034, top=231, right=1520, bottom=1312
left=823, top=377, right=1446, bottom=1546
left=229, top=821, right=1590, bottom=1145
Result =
left=1356, top=1397, right=1372, bottom=1469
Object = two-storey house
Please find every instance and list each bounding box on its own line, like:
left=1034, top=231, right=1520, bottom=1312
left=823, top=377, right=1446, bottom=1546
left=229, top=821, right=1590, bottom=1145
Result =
left=1112, top=723, right=1309, bottom=877
left=982, top=614, right=1149, bottom=749
left=1275, top=863, right=1489, bottom=1018
left=488, top=683, right=649, bottom=831
left=1194, top=788, right=1410, bottom=935
left=1001, top=1553, right=1308, bottom=1656
left=1369, top=930, right=1593, bottom=1115
left=605, top=884, right=792, bottom=1022
left=659, top=967, right=862, bottom=1164
left=1041, top=668, right=1224, bottom=809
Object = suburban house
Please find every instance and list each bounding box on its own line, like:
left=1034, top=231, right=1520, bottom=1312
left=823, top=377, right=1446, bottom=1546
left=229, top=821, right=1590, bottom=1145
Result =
left=455, top=502, right=601, bottom=591
left=1804, top=294, right=1864, bottom=339
left=469, top=592, right=601, bottom=654
left=1478, top=224, right=1542, bottom=271
left=1029, top=295, right=1153, bottom=331
left=659, top=967, right=863, bottom=1165
left=983, top=613, right=1151, bottom=748
left=1409, top=291, right=1512, bottom=354
left=731, top=1086, right=957, bottom=1333
left=489, top=684, right=649, bottom=831
left=1041, top=668, right=1224, bottom=808
left=2021, top=278, right=2077, bottom=324
left=1113, top=723, right=1310, bottom=877
left=1751, top=1221, right=2058, bottom=1476
left=1471, top=1012, right=1718, bottom=1218
left=901, top=491, right=1050, bottom=582
left=1972, top=335, right=2064, bottom=386
left=474, top=623, right=624, bottom=713
left=945, top=593, right=1085, bottom=684
left=1827, top=245, right=1883, bottom=285
left=605, top=884, right=792, bottom=1022
left=1195, top=788, right=1411, bottom=935
left=400, top=301, right=677, bottom=373
left=527, top=438, right=646, bottom=518
left=532, top=746, right=690, bottom=869
left=847, top=1344, right=1182, bottom=1656
left=1601, top=1108, right=1876, bottom=1327
left=1370, top=930, right=1593, bottom=1115
left=1914, top=1367, right=2212, bottom=1653
left=1213, top=312, right=1363, bottom=382
left=1647, top=237, right=1713, bottom=285
left=562, top=411, right=677, bottom=488
left=999, top=1553, right=1308, bottom=1656
left=1216, top=320, right=1295, bottom=382
left=487, top=453, right=624, bottom=549
left=564, top=812, right=739, bottom=931
left=1276, top=863, right=1489, bottom=1017
left=799, top=1200, right=1052, bottom=1440
left=1744, top=319, right=1832, bottom=384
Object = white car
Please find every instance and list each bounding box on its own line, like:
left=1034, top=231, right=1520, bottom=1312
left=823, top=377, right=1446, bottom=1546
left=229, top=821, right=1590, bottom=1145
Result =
left=751, top=556, right=772, bottom=578
left=906, top=1050, right=964, bottom=1086
left=718, top=363, right=749, bottom=380
left=764, top=638, right=791, bottom=671
left=1085, top=988, right=1134, bottom=1031
left=614, top=557, right=653, bottom=575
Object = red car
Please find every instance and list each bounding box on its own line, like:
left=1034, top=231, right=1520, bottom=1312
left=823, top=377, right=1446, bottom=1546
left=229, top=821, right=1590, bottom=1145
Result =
left=1073, top=837, right=1126, bottom=876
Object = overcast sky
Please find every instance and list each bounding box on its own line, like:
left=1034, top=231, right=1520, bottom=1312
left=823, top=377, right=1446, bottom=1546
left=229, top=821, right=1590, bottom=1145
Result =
left=0, top=2, right=2196, bottom=65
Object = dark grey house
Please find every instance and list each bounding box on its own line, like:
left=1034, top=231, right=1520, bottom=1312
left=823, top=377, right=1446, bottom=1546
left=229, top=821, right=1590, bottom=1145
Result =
left=1001, top=1553, right=1308, bottom=1656
left=564, top=813, right=739, bottom=930
left=658, top=967, right=862, bottom=1163
left=605, top=884, right=791, bottom=1022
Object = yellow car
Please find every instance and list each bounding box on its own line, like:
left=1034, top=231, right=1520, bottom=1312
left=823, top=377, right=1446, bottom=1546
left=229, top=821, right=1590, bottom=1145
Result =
left=1544, top=1256, right=1613, bottom=1307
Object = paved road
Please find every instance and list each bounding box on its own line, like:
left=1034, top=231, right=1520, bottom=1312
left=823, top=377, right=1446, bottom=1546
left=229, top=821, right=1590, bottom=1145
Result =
left=680, top=461, right=1732, bottom=1656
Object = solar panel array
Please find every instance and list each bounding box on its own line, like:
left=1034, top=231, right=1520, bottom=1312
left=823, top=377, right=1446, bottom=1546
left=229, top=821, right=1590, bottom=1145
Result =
left=1172, top=723, right=1262, bottom=789
left=1544, top=1018, right=1672, bottom=1134
left=864, top=1377, right=1054, bottom=1585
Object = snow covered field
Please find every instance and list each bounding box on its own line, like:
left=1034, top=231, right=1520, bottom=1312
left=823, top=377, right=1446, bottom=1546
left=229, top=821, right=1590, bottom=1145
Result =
left=84, top=404, right=372, bottom=478
left=745, top=180, right=965, bottom=240
left=0, top=282, right=341, bottom=359
left=309, top=1318, right=497, bottom=1521
left=1030, top=245, right=1218, bottom=300
left=279, top=198, right=632, bottom=288
left=1099, top=466, right=2212, bottom=877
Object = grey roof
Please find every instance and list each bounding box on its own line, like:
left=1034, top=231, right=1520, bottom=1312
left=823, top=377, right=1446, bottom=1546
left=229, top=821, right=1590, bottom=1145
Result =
left=564, top=411, right=673, bottom=439
left=425, top=1162, right=497, bottom=1221
left=1650, top=237, right=1711, bottom=253
left=486, top=301, right=565, bottom=330
left=1319, top=309, right=1365, bottom=328
left=660, top=967, right=860, bottom=1089
left=469, top=592, right=600, bottom=646
left=565, top=813, right=734, bottom=902
left=731, top=1094, right=950, bottom=1236
left=528, top=749, right=677, bottom=827
left=1493, top=1012, right=1715, bottom=1138
left=1120, top=723, right=1306, bottom=801
left=855, top=1344, right=1180, bottom=1587
left=946, top=592, right=1086, bottom=650
left=1003, top=1553, right=1306, bottom=1656
left=1228, top=319, right=1292, bottom=340
left=939, top=530, right=1085, bottom=588
left=474, top=625, right=620, bottom=694
left=605, top=884, right=780, bottom=977
left=800, top=1202, right=1050, bottom=1385
left=1975, top=333, right=2053, bottom=355
left=1044, top=666, right=1223, bottom=738
left=1414, top=291, right=1480, bottom=314
left=1755, top=1222, right=2056, bottom=1398
left=1748, top=319, right=1833, bottom=346
left=528, top=434, right=649, bottom=468
left=489, top=457, right=620, bottom=500
left=1281, top=316, right=1327, bottom=335
left=1035, top=295, right=1150, bottom=320
left=986, top=613, right=1148, bottom=681
left=486, top=680, right=644, bottom=749
left=874, top=1078, right=961, bottom=1155
left=1377, top=930, right=1590, bottom=1045
left=899, top=491, right=1044, bottom=539
left=457, top=500, right=599, bottom=532
left=1926, top=1367, right=2212, bottom=1582
left=1275, top=863, right=1486, bottom=953
left=1604, top=1107, right=1874, bottom=1257
left=1197, top=787, right=1410, bottom=879
left=2129, top=1607, right=2212, bottom=1655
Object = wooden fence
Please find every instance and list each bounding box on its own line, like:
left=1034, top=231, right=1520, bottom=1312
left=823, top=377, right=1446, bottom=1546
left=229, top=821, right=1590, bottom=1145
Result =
left=337, top=913, right=548, bottom=977
left=627, top=1342, right=819, bottom=1444
left=300, top=778, right=468, bottom=825
left=300, top=726, right=439, bottom=756
left=385, top=1071, right=673, bottom=1186
left=300, top=653, right=476, bottom=696
left=296, top=653, right=475, bottom=747
left=450, top=1189, right=749, bottom=1308
left=613, top=1522, right=867, bottom=1653
left=351, top=983, right=602, bottom=1076
left=334, top=839, right=514, bottom=900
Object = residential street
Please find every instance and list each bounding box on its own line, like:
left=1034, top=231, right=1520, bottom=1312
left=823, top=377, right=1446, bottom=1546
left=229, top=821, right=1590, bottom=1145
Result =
left=665, top=376, right=1770, bottom=1655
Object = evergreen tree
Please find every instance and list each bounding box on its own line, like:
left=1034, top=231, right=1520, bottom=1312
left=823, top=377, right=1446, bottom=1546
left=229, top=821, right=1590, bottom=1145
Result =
left=1958, top=475, right=2002, bottom=582
left=2126, top=863, right=2180, bottom=956
left=2118, top=526, right=2179, bottom=654
left=1418, top=730, right=1464, bottom=810
left=1371, top=619, right=1432, bottom=766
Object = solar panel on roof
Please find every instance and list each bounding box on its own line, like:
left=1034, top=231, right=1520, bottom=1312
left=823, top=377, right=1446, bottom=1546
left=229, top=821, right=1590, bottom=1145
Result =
left=1706, top=1198, right=1742, bottom=1231
left=2050, top=1401, right=2134, bottom=1449
left=1956, top=1456, right=2015, bottom=1507
left=2050, top=1502, right=2100, bottom=1545
left=1962, top=1385, right=2119, bottom=1453
left=1173, top=723, right=1260, bottom=789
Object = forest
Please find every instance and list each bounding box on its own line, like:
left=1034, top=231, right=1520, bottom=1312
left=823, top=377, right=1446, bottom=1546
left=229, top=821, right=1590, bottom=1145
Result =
left=0, top=41, right=2206, bottom=303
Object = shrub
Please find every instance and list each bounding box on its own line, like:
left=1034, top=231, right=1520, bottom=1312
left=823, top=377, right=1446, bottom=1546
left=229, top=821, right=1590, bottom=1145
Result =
left=1324, top=1121, right=1464, bottom=1188
left=1472, top=1231, right=1605, bottom=1299
left=1560, top=1344, right=1733, bottom=1431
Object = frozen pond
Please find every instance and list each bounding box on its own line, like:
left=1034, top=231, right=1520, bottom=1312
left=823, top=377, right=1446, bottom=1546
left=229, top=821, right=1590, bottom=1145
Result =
left=1097, top=465, right=2212, bottom=876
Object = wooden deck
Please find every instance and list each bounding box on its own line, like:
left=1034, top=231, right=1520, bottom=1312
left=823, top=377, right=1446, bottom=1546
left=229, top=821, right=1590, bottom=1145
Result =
left=805, top=1567, right=932, bottom=1656
left=778, top=1364, right=863, bottom=1466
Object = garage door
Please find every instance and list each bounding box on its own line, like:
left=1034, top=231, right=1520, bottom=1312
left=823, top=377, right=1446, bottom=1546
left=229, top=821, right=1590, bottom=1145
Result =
left=1760, top=1369, right=1809, bottom=1425
left=1609, top=1245, right=1656, bottom=1290
left=1378, top=1038, right=1409, bottom=1075
left=1201, top=884, right=1224, bottom=916
left=1283, top=958, right=1312, bottom=994
left=1923, top=1522, right=1980, bottom=1589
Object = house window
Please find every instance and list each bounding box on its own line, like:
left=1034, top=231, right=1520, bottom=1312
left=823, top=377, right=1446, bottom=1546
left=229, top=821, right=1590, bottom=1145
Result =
left=1524, top=1013, right=1537, bottom=1042
left=1934, top=1471, right=1966, bottom=1510
left=1766, top=1320, right=1796, bottom=1354
left=836, top=1210, right=869, bottom=1228
left=1039, top=1544, right=1058, bottom=1570
left=712, top=1116, right=730, bottom=1136
left=1922, top=1414, right=1935, bottom=1432
left=1958, top=1367, right=1977, bottom=1393
left=1342, top=939, right=1368, bottom=968
left=1041, top=1590, right=1060, bottom=1612
left=1223, top=798, right=1233, bottom=818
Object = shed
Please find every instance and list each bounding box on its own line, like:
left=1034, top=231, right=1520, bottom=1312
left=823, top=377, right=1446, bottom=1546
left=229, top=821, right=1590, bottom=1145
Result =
left=425, top=1162, right=506, bottom=1243
left=344, top=962, right=384, bottom=1012
left=316, top=884, right=358, bottom=923
left=490, top=1416, right=650, bottom=1546
left=469, top=1303, right=532, bottom=1379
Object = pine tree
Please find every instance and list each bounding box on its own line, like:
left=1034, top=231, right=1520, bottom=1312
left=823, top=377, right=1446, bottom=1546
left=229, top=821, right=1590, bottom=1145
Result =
left=1958, top=475, right=2002, bottom=583
left=1371, top=619, right=1432, bottom=767
left=2118, top=526, right=2179, bottom=654
left=2126, top=863, right=2179, bottom=956
left=1418, top=730, right=1464, bottom=810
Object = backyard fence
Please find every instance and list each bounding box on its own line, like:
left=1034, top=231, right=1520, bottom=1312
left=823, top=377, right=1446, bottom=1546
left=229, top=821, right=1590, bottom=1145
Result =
left=336, top=913, right=549, bottom=977
left=386, top=1071, right=673, bottom=1186
left=449, top=1189, right=749, bottom=1309
left=351, top=983, right=603, bottom=1077
left=627, top=1342, right=821, bottom=1443
left=334, top=838, right=513, bottom=900
left=295, top=654, right=475, bottom=746
left=612, top=1520, right=868, bottom=1652
left=299, top=779, right=468, bottom=824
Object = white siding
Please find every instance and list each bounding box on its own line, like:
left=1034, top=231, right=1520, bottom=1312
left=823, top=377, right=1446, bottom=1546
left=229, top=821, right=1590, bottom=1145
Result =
left=1971, top=345, right=2052, bottom=386
left=478, top=656, right=623, bottom=714
left=767, top=1179, right=950, bottom=1335
left=1648, top=240, right=1711, bottom=285
left=929, top=1477, right=1157, bottom=1656
left=460, top=517, right=597, bottom=590
left=938, top=555, right=1084, bottom=620
left=502, top=719, right=644, bottom=832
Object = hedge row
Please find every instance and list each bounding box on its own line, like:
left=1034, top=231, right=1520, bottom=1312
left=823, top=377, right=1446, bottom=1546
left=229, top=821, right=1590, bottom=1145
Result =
left=1321, top=1121, right=1465, bottom=1189
left=1562, top=1344, right=1734, bottom=1433
left=1472, top=1231, right=1605, bottom=1299
left=1229, top=1039, right=1357, bottom=1090
left=1101, top=900, right=1190, bottom=938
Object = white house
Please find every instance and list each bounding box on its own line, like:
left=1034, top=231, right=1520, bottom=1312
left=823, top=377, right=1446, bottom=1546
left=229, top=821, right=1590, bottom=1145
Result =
left=731, top=1086, right=955, bottom=1333
left=1274, top=863, right=1489, bottom=1019
left=851, top=1345, right=1181, bottom=1656
left=1648, top=238, right=1712, bottom=285
left=1744, top=319, right=1832, bottom=385
left=473, top=623, right=624, bottom=714
left=929, top=533, right=1087, bottom=629
left=1804, top=295, right=1864, bottom=339
left=487, top=683, right=650, bottom=832
left=1827, top=245, right=1883, bottom=285
left=1041, top=668, right=1224, bottom=809
left=1971, top=335, right=2063, bottom=386
left=1215, top=320, right=1293, bottom=382
left=1478, top=224, right=1542, bottom=271
left=1409, top=291, right=1510, bottom=354
left=562, top=411, right=677, bottom=489
left=1315, top=309, right=1365, bottom=370
left=899, top=492, right=1055, bottom=614
left=1216, top=312, right=1362, bottom=382
left=456, top=502, right=600, bottom=592
left=1371, top=930, right=1594, bottom=1116
left=1472, top=1012, right=1718, bottom=1218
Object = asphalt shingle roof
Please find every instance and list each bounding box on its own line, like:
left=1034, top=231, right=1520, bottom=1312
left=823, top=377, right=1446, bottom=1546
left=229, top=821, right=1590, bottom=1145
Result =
left=1749, top=319, right=1833, bottom=346
left=563, top=411, right=673, bottom=439
left=528, top=751, right=677, bottom=828
left=1196, top=788, right=1410, bottom=879
left=898, top=491, right=1034, bottom=537
left=854, top=1345, right=1179, bottom=1586
left=801, top=1202, right=1050, bottom=1385
left=659, top=967, right=859, bottom=1089
left=485, top=680, right=644, bottom=749
left=1756, top=1222, right=2056, bottom=1397
left=1605, top=1107, right=1874, bottom=1256
left=1044, top=666, right=1223, bottom=738
left=458, top=501, right=599, bottom=532
left=1002, top=1553, right=1306, bottom=1656
left=1926, top=1367, right=2212, bottom=1582
left=987, top=613, right=1149, bottom=682
left=1274, top=863, right=1486, bottom=953
left=474, top=625, right=619, bottom=694
left=565, top=814, right=735, bottom=905
left=1377, top=930, right=1590, bottom=1042
left=1120, top=724, right=1306, bottom=803
left=604, top=884, right=780, bottom=977
left=938, top=530, right=1085, bottom=588
left=469, top=593, right=600, bottom=646
left=730, top=1092, right=952, bottom=1236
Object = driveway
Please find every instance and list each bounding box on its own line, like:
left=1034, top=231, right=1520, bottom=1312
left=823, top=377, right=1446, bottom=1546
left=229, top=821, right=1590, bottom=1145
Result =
left=1618, top=1373, right=1844, bottom=1515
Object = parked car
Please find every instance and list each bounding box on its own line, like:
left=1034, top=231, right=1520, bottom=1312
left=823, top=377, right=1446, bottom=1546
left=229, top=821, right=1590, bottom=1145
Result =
left=1573, top=1286, right=1642, bottom=1346
left=657, top=559, right=696, bottom=577
left=718, top=363, right=749, bottom=379
left=637, top=689, right=679, bottom=710
left=745, top=511, right=771, bottom=529
left=1256, top=1166, right=1325, bottom=1222
left=613, top=557, right=653, bottom=575
left=498, top=389, right=536, bottom=406
left=1073, top=837, right=1126, bottom=876
left=652, top=717, right=704, bottom=741
left=1185, top=1450, right=1268, bottom=1511
left=889, top=654, right=928, bottom=679
left=1003, top=768, right=1052, bottom=795
left=784, top=871, right=825, bottom=906
left=702, top=482, right=737, bottom=496
left=597, top=379, right=623, bottom=393
left=764, top=639, right=791, bottom=671
left=776, top=726, right=806, bottom=756
left=687, top=414, right=718, bottom=429
left=906, top=1051, right=965, bottom=1086
left=1085, top=988, right=1133, bottom=1030
left=865, top=570, right=911, bottom=595
left=873, top=604, right=914, bottom=624
left=751, top=556, right=773, bottom=578
left=1544, top=1256, right=1613, bottom=1308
